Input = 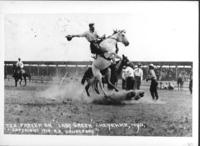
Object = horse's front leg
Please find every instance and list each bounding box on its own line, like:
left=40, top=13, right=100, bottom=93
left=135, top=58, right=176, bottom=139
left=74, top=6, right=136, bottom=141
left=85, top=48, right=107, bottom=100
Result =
left=105, top=68, right=119, bottom=92
left=15, top=79, right=18, bottom=87
left=19, top=78, right=22, bottom=86
left=23, top=76, right=27, bottom=86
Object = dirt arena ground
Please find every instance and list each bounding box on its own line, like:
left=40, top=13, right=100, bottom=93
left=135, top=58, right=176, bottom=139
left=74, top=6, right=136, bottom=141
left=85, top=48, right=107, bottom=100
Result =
left=4, top=78, right=192, bottom=136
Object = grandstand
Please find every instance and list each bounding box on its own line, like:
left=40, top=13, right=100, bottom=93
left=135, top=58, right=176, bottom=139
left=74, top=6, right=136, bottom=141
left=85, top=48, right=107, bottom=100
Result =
left=4, top=61, right=192, bottom=82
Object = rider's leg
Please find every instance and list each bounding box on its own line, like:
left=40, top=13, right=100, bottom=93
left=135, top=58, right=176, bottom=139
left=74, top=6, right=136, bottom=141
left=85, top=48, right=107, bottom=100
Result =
left=105, top=68, right=119, bottom=92
left=92, top=64, right=108, bottom=97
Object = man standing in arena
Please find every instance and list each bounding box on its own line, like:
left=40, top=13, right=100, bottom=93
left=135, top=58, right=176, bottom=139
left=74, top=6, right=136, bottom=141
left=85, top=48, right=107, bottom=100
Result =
left=134, top=63, right=143, bottom=90
left=122, top=66, right=128, bottom=89
left=146, top=64, right=159, bottom=100
left=66, top=23, right=106, bottom=58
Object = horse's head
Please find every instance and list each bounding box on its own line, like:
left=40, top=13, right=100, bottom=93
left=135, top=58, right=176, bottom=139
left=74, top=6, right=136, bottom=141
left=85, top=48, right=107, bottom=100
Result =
left=114, top=55, right=129, bottom=71
left=113, top=29, right=129, bottom=46
left=121, top=55, right=129, bottom=66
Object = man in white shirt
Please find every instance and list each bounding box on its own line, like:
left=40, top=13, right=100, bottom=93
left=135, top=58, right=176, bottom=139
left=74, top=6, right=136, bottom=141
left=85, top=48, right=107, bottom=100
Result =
left=134, top=64, right=143, bottom=90
left=125, top=63, right=135, bottom=90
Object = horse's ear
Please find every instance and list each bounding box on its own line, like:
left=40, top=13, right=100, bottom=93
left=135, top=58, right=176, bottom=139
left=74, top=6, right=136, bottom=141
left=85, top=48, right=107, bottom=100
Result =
left=113, top=29, right=118, bottom=34
left=121, top=30, right=126, bottom=33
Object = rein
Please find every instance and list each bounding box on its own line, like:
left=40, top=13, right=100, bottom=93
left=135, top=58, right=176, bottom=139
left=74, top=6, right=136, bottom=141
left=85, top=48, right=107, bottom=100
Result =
left=109, top=37, right=118, bottom=42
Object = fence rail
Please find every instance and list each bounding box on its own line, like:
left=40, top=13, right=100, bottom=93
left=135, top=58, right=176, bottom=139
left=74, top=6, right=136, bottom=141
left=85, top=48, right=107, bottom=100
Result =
left=4, top=61, right=193, bottom=66
left=4, top=61, right=192, bottom=82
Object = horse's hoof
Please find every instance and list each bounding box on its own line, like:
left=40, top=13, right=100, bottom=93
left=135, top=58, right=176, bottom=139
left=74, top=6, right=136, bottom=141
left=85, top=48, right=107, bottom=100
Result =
left=104, top=95, right=111, bottom=100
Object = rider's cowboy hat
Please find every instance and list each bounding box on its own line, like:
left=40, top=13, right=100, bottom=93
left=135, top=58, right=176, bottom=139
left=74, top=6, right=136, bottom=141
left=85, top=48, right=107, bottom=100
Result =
left=89, top=23, right=94, bottom=27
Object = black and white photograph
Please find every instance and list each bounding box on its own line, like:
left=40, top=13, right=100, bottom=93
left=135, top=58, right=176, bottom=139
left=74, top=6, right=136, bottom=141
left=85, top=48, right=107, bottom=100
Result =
left=0, top=1, right=199, bottom=146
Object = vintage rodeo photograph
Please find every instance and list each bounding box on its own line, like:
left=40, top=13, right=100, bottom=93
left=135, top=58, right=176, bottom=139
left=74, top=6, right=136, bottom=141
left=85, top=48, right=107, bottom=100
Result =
left=0, top=1, right=199, bottom=146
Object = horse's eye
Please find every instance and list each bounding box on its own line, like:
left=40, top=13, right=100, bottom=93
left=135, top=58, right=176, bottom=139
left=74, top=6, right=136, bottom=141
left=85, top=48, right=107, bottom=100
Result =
left=122, top=34, right=125, bottom=37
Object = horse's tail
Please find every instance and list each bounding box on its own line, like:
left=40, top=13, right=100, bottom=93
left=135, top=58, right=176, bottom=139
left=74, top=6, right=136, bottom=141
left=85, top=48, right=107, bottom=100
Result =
left=81, top=75, right=86, bottom=85
left=81, top=67, right=93, bottom=85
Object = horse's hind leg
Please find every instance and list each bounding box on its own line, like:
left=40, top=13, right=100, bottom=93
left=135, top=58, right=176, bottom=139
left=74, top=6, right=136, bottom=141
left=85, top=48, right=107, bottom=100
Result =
left=177, top=83, right=180, bottom=91
left=19, top=79, right=22, bottom=86
left=24, top=76, right=27, bottom=86
left=15, top=79, right=18, bottom=87
left=105, top=68, right=118, bottom=92
left=94, top=80, right=100, bottom=94
left=85, top=83, right=90, bottom=96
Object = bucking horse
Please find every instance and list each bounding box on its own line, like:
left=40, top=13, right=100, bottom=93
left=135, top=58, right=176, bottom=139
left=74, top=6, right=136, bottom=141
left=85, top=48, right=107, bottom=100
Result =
left=81, top=29, right=144, bottom=100
left=81, top=54, right=129, bottom=96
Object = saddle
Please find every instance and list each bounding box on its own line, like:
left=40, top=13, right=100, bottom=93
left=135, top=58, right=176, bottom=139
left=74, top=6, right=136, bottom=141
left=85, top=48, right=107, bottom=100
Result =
left=90, top=39, right=106, bottom=54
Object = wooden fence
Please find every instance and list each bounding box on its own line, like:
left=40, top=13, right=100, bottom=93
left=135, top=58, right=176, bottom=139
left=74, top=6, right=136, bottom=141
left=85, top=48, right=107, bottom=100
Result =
left=4, top=61, right=192, bottom=82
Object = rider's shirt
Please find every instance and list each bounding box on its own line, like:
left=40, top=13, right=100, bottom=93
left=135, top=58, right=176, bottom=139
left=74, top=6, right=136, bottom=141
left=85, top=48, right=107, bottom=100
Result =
left=149, top=69, right=157, bottom=80
left=16, top=61, right=24, bottom=69
left=81, top=30, right=99, bottom=42
left=125, top=66, right=135, bottom=78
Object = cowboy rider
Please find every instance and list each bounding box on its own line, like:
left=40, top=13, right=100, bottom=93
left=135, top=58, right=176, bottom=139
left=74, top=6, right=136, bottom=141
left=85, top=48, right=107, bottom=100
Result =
left=66, top=23, right=120, bottom=59
left=16, top=58, right=24, bottom=73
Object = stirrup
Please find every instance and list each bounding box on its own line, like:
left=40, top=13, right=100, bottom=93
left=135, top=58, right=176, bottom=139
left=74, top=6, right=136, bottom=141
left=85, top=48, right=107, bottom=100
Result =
left=91, top=55, right=97, bottom=59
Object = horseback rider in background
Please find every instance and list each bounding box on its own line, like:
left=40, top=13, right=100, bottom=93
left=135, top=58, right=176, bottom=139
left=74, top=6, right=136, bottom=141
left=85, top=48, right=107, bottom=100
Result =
left=16, top=58, right=24, bottom=74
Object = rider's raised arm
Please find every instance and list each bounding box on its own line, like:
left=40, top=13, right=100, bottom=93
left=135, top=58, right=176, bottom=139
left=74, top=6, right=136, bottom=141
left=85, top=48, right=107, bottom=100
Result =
left=70, top=31, right=87, bottom=38
left=71, top=33, right=86, bottom=38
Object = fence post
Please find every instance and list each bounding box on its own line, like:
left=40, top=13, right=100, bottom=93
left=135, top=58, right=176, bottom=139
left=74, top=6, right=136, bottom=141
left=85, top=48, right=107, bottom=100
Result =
left=159, top=65, right=162, bottom=81
left=4, top=64, right=7, bottom=79
left=47, top=64, right=49, bottom=76
left=175, top=65, right=178, bottom=80
left=56, top=64, right=59, bottom=77
left=75, top=64, right=78, bottom=76
left=37, top=64, right=39, bottom=76
left=65, top=63, right=68, bottom=77
left=29, top=64, right=31, bottom=74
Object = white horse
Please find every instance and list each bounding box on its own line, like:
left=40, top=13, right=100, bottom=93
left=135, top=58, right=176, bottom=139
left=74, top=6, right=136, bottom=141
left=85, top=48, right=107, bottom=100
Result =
left=91, top=30, right=129, bottom=97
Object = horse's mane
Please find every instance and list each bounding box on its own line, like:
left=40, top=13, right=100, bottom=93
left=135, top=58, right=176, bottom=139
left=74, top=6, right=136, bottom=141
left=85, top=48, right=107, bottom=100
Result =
left=107, top=29, right=126, bottom=38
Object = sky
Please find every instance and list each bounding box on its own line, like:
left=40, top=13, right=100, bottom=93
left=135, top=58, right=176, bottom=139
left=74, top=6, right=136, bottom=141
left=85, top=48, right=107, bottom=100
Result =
left=2, top=1, right=199, bottom=62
